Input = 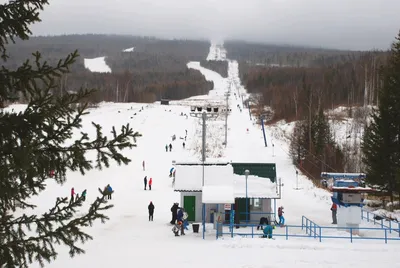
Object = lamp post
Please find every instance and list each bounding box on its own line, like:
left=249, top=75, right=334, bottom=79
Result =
left=190, top=108, right=219, bottom=186
left=190, top=106, right=219, bottom=240
left=244, top=169, right=250, bottom=223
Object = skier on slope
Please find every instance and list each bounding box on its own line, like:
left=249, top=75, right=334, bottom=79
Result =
left=149, top=177, right=153, bottom=190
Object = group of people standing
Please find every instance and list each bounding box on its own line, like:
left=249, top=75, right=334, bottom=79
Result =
left=143, top=176, right=153, bottom=190
left=170, top=202, right=189, bottom=236
left=70, top=187, right=87, bottom=203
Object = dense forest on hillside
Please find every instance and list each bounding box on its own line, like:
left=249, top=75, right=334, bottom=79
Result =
left=199, top=60, right=228, bottom=77
left=227, top=41, right=389, bottom=122
left=5, top=34, right=212, bottom=102
left=225, top=40, right=391, bottom=182
left=224, top=40, right=363, bottom=67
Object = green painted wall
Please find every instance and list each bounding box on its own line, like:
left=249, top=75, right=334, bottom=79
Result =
left=231, top=163, right=276, bottom=183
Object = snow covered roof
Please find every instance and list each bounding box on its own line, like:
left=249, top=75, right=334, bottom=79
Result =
left=173, top=164, right=234, bottom=191
left=233, top=174, right=279, bottom=198
left=174, top=164, right=278, bottom=199
left=202, top=185, right=234, bottom=204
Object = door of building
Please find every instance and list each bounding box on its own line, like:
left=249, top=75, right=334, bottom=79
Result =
left=183, top=196, right=196, bottom=221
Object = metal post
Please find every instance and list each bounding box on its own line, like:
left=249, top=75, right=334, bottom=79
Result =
left=295, top=170, right=299, bottom=190
left=245, top=169, right=250, bottom=223
left=224, top=93, right=229, bottom=147
left=261, top=116, right=268, bottom=147
left=202, top=112, right=206, bottom=186
left=272, top=143, right=275, bottom=157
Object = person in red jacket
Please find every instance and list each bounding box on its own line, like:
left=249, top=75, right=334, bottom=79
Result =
left=149, top=177, right=153, bottom=190
left=331, top=203, right=337, bottom=224
left=70, top=187, right=75, bottom=202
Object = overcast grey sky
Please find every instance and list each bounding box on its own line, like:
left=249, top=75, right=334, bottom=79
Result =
left=30, top=0, right=400, bottom=50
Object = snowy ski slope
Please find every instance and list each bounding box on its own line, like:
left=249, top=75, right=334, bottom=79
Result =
left=5, top=43, right=400, bottom=268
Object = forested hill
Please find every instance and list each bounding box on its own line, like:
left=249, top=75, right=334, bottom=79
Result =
left=4, top=34, right=214, bottom=103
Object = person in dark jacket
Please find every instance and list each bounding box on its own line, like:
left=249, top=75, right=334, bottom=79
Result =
left=257, top=217, right=269, bottom=230
left=81, top=189, right=87, bottom=201
left=331, top=203, right=337, bottom=224
left=148, top=201, right=155, bottom=221
left=169, top=143, right=172, bottom=152
left=144, top=176, right=148, bottom=190
left=170, top=203, right=179, bottom=224
left=177, top=208, right=185, bottom=235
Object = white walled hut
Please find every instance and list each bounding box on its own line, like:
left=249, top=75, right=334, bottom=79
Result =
left=173, top=162, right=280, bottom=229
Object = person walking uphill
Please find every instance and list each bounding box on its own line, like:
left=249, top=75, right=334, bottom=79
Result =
left=144, top=176, right=148, bottom=190
left=149, top=177, right=153, bottom=190
left=331, top=203, right=337, bottom=224
left=148, top=201, right=155, bottom=221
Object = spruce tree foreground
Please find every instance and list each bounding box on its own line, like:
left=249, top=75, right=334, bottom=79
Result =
left=362, top=31, right=400, bottom=204
left=0, top=1, right=141, bottom=267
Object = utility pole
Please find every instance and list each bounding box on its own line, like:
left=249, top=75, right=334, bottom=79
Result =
left=224, top=92, right=230, bottom=147
left=190, top=108, right=219, bottom=185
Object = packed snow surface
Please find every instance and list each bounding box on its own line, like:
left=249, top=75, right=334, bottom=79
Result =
left=83, top=56, right=112, bottom=73
left=6, top=42, right=400, bottom=268
left=122, top=47, right=135, bottom=52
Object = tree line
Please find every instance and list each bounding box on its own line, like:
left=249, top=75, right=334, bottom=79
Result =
left=4, top=34, right=213, bottom=104
left=225, top=39, right=394, bottom=189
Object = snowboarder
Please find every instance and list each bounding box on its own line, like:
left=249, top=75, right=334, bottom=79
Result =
left=278, top=206, right=285, bottom=226
left=165, top=144, right=168, bottom=152
left=148, top=201, right=155, bottom=221
left=106, top=184, right=113, bottom=200
left=169, top=143, right=172, bottom=152
left=257, top=217, right=269, bottom=230
left=170, top=203, right=179, bottom=224
left=149, top=177, right=153, bottom=190
left=81, top=189, right=87, bottom=201
left=262, top=224, right=276, bottom=239
left=331, top=203, right=337, bottom=224
left=70, top=187, right=75, bottom=202
left=144, top=176, right=148, bottom=190
left=182, top=142, right=185, bottom=149
left=185, top=129, right=187, bottom=135
left=142, top=160, right=145, bottom=171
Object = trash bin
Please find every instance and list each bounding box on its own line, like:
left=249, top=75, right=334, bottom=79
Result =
left=192, top=223, right=200, bottom=233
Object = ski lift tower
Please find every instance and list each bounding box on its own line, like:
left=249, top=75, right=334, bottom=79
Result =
left=321, top=172, right=375, bottom=235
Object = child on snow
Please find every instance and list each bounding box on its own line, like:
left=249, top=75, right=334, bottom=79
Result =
left=262, top=224, right=276, bottom=239
left=172, top=222, right=182, bottom=236
left=278, top=206, right=285, bottom=226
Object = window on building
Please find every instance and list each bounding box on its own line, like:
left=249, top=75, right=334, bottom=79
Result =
left=250, top=198, right=262, bottom=210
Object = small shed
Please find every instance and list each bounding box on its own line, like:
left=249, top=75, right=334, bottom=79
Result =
left=173, top=162, right=279, bottom=225
left=160, top=99, right=170, bottom=105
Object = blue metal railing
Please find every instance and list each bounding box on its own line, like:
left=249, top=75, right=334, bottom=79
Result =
left=301, top=215, right=320, bottom=239
left=361, top=209, right=400, bottom=236
left=216, top=217, right=400, bottom=243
